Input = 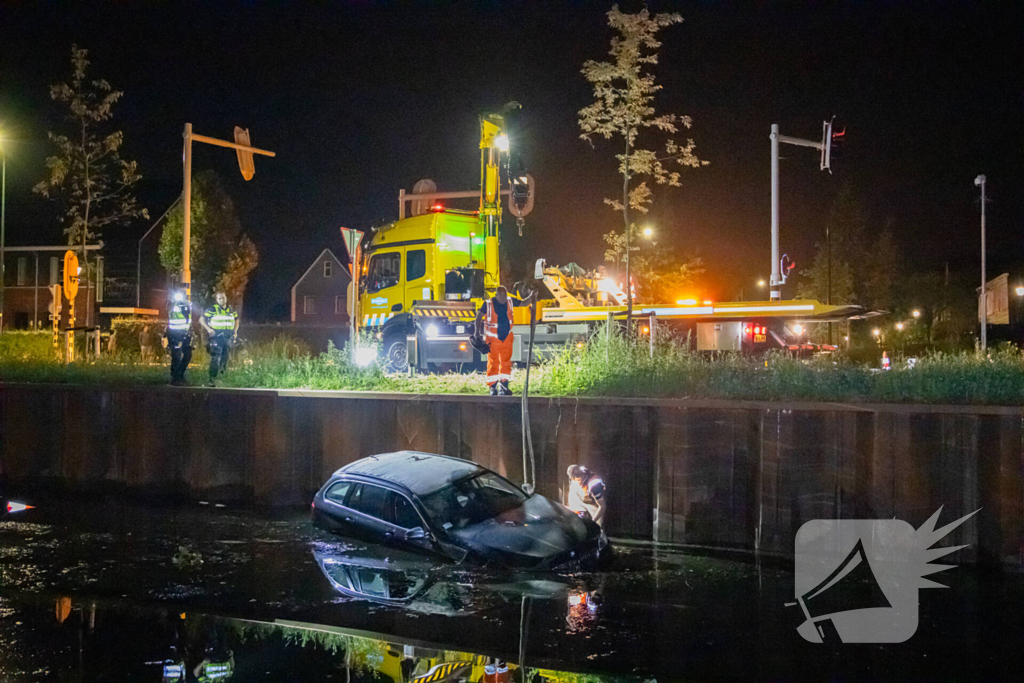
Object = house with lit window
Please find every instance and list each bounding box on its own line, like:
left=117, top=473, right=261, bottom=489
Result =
left=290, top=248, right=351, bottom=324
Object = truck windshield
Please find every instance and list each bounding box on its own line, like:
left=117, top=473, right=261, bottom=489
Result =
left=367, top=252, right=401, bottom=293
left=419, top=472, right=527, bottom=531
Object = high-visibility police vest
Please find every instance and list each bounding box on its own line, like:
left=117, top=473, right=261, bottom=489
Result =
left=483, top=298, right=514, bottom=341
left=168, top=304, right=191, bottom=332
left=204, top=304, right=237, bottom=332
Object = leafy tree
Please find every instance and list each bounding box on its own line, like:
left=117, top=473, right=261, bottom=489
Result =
left=159, top=171, right=259, bottom=312
left=34, top=45, right=148, bottom=324
left=863, top=226, right=903, bottom=312
left=797, top=246, right=856, bottom=306
left=603, top=225, right=703, bottom=303
left=579, top=5, right=706, bottom=320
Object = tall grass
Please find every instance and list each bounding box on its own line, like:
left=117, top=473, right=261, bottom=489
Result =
left=3, top=326, right=1024, bottom=404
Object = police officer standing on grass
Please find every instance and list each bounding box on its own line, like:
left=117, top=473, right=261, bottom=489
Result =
left=200, top=291, right=239, bottom=386
left=165, top=292, right=193, bottom=386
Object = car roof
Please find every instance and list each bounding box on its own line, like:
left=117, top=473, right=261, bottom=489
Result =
left=336, top=451, right=484, bottom=496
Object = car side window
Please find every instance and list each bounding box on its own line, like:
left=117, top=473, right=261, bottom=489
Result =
left=325, top=481, right=351, bottom=504
left=347, top=483, right=390, bottom=521
left=388, top=491, right=421, bottom=529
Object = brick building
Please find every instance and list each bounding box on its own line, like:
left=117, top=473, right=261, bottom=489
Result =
left=0, top=245, right=102, bottom=331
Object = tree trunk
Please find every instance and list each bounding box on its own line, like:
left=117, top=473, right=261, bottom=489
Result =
left=622, top=135, right=632, bottom=328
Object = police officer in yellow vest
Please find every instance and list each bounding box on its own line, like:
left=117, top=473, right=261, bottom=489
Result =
left=165, top=291, right=193, bottom=386
left=200, top=291, right=239, bottom=386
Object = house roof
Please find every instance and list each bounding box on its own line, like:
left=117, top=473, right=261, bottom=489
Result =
left=290, top=248, right=351, bottom=294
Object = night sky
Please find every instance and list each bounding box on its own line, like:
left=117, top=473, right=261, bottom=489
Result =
left=2, top=2, right=1021, bottom=319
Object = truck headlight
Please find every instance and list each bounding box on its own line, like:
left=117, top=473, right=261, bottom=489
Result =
left=425, top=324, right=439, bottom=338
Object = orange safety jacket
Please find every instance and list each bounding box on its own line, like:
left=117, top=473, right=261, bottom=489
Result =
left=483, top=298, right=515, bottom=341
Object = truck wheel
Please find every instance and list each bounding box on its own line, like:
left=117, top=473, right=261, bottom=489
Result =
left=382, top=335, right=409, bottom=373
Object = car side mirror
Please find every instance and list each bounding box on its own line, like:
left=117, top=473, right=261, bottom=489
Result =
left=405, top=527, right=427, bottom=540
left=521, top=483, right=535, bottom=496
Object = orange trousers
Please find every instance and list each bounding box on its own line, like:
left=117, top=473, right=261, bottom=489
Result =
left=486, top=334, right=513, bottom=386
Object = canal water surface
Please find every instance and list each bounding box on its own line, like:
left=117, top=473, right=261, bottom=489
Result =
left=1, top=499, right=1022, bottom=681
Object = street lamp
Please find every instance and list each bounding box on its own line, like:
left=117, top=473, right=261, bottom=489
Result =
left=643, top=226, right=653, bottom=239
left=1016, top=286, right=1024, bottom=297
left=912, top=309, right=921, bottom=318
left=872, top=328, right=881, bottom=337
left=896, top=322, right=904, bottom=331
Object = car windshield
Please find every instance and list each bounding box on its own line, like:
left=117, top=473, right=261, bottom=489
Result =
left=419, top=472, right=527, bottom=531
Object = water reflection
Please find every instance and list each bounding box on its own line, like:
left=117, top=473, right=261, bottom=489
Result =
left=314, top=544, right=577, bottom=617
left=0, top=594, right=638, bottom=682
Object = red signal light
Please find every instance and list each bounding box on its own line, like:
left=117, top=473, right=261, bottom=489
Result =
left=745, top=326, right=752, bottom=335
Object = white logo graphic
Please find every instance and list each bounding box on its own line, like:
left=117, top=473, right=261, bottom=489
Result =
left=791, top=507, right=979, bottom=643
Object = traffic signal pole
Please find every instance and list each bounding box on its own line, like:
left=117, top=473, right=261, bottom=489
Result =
left=181, top=124, right=275, bottom=304
left=769, top=120, right=839, bottom=301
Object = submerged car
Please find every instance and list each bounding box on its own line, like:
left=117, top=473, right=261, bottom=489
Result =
left=311, top=451, right=607, bottom=571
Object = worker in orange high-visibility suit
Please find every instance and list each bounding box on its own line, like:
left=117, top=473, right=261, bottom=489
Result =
left=475, top=287, right=536, bottom=396
left=476, top=286, right=516, bottom=395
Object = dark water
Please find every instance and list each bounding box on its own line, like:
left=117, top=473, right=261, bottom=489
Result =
left=1, top=499, right=1023, bottom=681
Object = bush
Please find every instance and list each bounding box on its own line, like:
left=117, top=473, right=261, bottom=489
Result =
left=0, top=331, right=55, bottom=361
left=5, top=323, right=1024, bottom=405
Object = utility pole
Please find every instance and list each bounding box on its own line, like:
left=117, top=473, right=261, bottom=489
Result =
left=975, top=174, right=987, bottom=351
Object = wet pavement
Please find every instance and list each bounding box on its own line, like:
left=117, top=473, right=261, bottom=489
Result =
left=2, top=498, right=1024, bottom=681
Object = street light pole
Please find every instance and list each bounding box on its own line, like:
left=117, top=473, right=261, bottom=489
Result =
left=137, top=196, right=181, bottom=307
left=976, top=174, right=987, bottom=351
left=1, top=149, right=6, bottom=334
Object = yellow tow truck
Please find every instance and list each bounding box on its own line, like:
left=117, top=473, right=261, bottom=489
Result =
left=355, top=105, right=863, bottom=371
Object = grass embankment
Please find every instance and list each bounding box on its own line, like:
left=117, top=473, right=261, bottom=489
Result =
left=2, top=329, right=1024, bottom=405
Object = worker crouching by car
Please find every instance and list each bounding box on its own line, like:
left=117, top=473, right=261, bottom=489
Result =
left=567, top=464, right=607, bottom=528
left=200, top=291, right=239, bottom=386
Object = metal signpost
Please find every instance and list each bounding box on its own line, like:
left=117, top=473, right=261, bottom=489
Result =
left=63, top=250, right=79, bottom=362
left=48, top=284, right=61, bottom=356
left=341, top=227, right=364, bottom=363
left=181, top=124, right=276, bottom=302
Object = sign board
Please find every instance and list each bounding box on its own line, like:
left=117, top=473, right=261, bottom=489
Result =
left=339, top=227, right=364, bottom=272
left=234, top=126, right=255, bottom=181
left=63, top=251, right=79, bottom=300
left=978, top=272, right=1010, bottom=325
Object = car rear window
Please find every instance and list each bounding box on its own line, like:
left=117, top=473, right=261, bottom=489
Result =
left=347, top=483, right=390, bottom=520
left=325, top=481, right=351, bottom=503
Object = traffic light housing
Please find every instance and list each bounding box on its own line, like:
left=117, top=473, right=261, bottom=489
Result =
left=820, top=117, right=845, bottom=172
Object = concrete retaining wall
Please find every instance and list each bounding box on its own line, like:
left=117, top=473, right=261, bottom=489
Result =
left=1, top=384, right=1020, bottom=568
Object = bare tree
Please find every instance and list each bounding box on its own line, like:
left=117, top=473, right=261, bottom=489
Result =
left=579, top=5, right=706, bottom=324
left=34, top=45, right=148, bottom=325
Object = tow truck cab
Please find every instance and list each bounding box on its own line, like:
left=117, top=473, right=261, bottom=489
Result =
left=360, top=209, right=487, bottom=326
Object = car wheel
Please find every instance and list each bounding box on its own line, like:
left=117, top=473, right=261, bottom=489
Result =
left=383, top=335, right=409, bottom=372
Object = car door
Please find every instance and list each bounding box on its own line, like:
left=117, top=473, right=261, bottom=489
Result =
left=319, top=480, right=358, bottom=535
left=344, top=483, right=395, bottom=543
left=384, top=490, right=436, bottom=554
left=404, top=247, right=432, bottom=309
